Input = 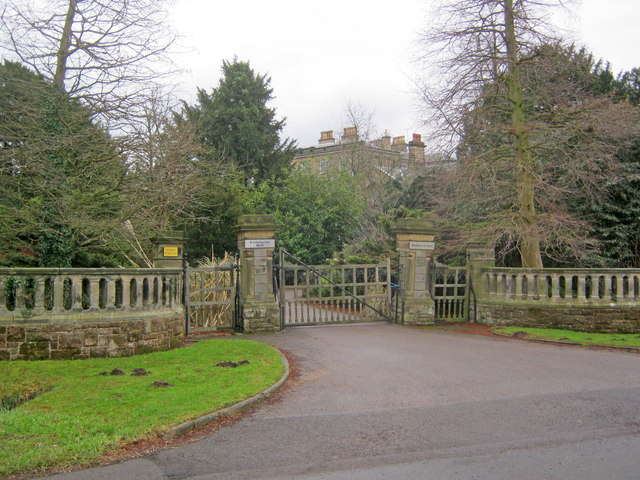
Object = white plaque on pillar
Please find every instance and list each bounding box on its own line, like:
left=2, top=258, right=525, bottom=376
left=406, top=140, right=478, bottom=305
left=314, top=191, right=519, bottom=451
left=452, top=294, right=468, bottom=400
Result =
left=245, top=239, right=275, bottom=249
left=409, top=241, right=435, bottom=250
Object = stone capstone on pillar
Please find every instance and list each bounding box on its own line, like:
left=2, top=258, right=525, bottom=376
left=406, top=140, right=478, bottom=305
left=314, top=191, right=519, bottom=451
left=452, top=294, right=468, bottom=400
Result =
left=151, top=231, right=186, bottom=269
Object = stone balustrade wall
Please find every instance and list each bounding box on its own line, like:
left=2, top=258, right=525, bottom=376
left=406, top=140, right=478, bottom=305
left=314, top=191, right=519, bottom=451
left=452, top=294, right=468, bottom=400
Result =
left=477, top=267, right=640, bottom=333
left=0, top=268, right=184, bottom=360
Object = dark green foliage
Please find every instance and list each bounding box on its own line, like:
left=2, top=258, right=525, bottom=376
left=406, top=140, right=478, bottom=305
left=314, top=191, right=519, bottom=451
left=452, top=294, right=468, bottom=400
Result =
left=246, top=170, right=365, bottom=264
left=182, top=175, right=246, bottom=262
left=615, top=68, right=640, bottom=106
left=0, top=60, right=127, bottom=267
left=180, top=58, right=295, bottom=185
left=570, top=63, right=640, bottom=267
left=588, top=139, right=640, bottom=267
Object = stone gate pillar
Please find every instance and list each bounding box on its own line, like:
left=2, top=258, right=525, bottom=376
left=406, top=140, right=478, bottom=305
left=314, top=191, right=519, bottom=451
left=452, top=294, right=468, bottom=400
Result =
left=236, top=214, right=280, bottom=333
left=151, top=231, right=186, bottom=268
left=392, top=218, right=436, bottom=325
left=466, top=244, right=495, bottom=298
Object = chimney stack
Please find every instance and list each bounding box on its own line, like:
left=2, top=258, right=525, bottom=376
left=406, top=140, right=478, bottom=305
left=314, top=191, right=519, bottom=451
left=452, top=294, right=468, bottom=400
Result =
left=319, top=130, right=335, bottom=145
left=408, top=133, right=426, bottom=171
left=391, top=135, right=406, bottom=152
left=380, top=129, right=391, bottom=150
left=342, top=126, right=358, bottom=142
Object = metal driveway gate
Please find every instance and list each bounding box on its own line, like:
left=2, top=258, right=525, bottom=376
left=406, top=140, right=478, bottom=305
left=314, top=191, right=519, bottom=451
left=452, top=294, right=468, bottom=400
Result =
left=184, top=263, right=242, bottom=333
left=276, top=249, right=392, bottom=326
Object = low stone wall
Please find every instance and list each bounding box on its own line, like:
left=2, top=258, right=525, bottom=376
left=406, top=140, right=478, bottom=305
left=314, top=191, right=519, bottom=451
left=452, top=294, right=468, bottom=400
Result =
left=0, top=312, right=184, bottom=361
left=478, top=300, right=640, bottom=333
left=476, top=267, right=640, bottom=333
left=1, top=268, right=185, bottom=361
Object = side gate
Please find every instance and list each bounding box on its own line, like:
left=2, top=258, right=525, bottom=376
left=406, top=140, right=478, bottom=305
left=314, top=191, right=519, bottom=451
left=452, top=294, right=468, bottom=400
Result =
left=275, top=249, right=393, bottom=327
left=184, top=262, right=243, bottom=334
left=430, top=264, right=475, bottom=322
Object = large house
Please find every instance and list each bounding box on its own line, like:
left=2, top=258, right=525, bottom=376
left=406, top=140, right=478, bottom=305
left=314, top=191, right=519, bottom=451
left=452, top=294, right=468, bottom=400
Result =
left=293, top=127, right=429, bottom=180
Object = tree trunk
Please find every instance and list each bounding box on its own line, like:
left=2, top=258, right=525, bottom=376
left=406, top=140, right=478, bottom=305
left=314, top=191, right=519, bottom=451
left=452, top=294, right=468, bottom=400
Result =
left=503, top=0, right=543, bottom=268
left=53, top=0, right=79, bottom=91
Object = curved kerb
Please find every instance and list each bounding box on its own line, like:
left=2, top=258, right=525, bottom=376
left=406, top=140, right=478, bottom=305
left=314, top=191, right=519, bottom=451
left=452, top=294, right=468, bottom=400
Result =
left=162, top=348, right=290, bottom=439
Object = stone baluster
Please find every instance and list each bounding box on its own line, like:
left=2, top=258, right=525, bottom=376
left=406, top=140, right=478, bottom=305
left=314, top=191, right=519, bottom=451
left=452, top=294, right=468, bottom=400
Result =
left=33, top=276, right=46, bottom=315
left=552, top=274, right=561, bottom=301
left=53, top=276, right=65, bottom=312
left=121, top=276, right=131, bottom=309
left=615, top=275, right=623, bottom=303
left=70, top=275, right=84, bottom=311
left=529, top=275, right=538, bottom=299
left=576, top=275, right=586, bottom=302
left=87, top=277, right=100, bottom=311
left=508, top=275, right=516, bottom=298
left=166, top=276, right=174, bottom=307
left=515, top=274, right=523, bottom=298
left=105, top=276, right=116, bottom=310
left=15, top=279, right=25, bottom=310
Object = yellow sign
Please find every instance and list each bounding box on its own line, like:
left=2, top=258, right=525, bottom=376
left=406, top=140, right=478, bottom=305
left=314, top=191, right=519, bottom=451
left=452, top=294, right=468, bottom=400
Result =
left=163, top=246, right=179, bottom=257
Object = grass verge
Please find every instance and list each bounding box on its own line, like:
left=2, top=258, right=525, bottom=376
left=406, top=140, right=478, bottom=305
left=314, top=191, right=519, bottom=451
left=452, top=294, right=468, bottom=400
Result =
left=0, top=338, right=285, bottom=478
left=492, top=326, right=640, bottom=349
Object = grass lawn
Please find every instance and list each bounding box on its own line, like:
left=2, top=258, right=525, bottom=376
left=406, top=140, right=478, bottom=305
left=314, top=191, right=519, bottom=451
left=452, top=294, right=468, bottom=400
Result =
left=492, top=326, right=640, bottom=349
left=0, top=338, right=285, bottom=478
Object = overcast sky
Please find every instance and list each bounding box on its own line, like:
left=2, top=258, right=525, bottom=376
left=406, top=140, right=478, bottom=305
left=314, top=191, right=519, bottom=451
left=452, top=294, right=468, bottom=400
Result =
left=170, top=0, right=639, bottom=148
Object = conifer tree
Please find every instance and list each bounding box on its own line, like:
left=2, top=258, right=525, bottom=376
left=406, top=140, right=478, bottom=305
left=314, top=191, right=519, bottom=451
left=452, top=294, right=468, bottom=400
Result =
left=180, top=58, right=295, bottom=185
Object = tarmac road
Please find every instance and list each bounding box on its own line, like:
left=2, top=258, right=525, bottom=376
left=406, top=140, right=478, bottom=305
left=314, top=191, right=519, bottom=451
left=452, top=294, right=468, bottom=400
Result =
left=46, top=323, right=640, bottom=479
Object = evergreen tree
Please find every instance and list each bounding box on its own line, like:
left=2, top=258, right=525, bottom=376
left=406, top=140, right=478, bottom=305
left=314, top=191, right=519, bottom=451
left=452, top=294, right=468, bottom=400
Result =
left=586, top=70, right=640, bottom=267
left=180, top=58, right=296, bottom=185
left=0, top=60, right=127, bottom=267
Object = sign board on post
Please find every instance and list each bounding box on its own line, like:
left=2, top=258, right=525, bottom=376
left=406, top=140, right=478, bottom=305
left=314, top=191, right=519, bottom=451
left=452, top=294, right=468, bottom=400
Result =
left=245, top=239, right=275, bottom=249
left=409, top=241, right=435, bottom=251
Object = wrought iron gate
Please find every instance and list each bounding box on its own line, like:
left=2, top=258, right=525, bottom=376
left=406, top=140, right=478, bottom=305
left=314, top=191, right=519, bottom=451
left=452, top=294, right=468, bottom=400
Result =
left=275, top=249, right=392, bottom=326
left=184, top=262, right=242, bottom=333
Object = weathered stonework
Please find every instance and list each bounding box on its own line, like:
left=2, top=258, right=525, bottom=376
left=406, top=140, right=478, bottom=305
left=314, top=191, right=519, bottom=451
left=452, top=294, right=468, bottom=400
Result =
left=241, top=302, right=280, bottom=334
left=0, top=311, right=184, bottom=361
left=392, top=218, right=437, bottom=326
left=403, top=299, right=435, bottom=326
left=475, top=266, right=640, bottom=334
left=236, top=214, right=281, bottom=333
left=1, top=267, right=185, bottom=361
left=478, top=300, right=640, bottom=334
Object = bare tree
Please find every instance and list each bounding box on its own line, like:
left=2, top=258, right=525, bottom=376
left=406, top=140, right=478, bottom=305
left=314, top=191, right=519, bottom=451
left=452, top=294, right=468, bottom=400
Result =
left=417, top=0, right=639, bottom=267
left=116, top=91, right=242, bottom=265
left=0, top=0, right=178, bottom=133
left=335, top=101, right=379, bottom=177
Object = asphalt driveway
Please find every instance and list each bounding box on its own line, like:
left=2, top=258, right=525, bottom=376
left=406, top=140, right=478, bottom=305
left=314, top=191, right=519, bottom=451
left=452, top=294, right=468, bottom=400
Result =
left=47, top=323, right=640, bottom=479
